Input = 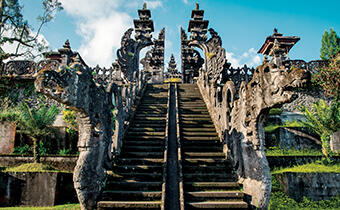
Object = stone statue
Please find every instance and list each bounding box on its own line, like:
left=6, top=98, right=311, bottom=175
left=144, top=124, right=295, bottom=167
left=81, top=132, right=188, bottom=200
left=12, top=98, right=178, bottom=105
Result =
left=225, top=62, right=310, bottom=208
left=35, top=55, right=117, bottom=209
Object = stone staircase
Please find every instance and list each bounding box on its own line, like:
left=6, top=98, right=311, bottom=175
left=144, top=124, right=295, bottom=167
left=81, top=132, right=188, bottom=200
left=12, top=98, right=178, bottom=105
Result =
left=97, top=84, right=168, bottom=210
left=178, top=84, right=248, bottom=209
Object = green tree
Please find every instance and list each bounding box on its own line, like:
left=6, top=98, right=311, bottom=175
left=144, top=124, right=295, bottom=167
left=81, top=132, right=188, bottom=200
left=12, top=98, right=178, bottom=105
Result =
left=320, top=28, right=340, bottom=60
left=0, top=0, right=62, bottom=61
left=298, top=100, right=340, bottom=157
left=17, top=102, right=59, bottom=162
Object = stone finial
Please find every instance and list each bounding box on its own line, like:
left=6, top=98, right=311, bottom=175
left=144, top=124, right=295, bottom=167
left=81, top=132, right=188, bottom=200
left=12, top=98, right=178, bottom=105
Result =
left=195, top=2, right=199, bottom=10
left=63, top=39, right=71, bottom=50
left=143, top=2, right=147, bottom=10
left=274, top=28, right=278, bottom=34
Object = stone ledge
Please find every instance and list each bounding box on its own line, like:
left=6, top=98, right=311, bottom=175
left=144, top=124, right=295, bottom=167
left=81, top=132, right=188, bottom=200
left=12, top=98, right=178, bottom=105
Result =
left=274, top=172, right=340, bottom=201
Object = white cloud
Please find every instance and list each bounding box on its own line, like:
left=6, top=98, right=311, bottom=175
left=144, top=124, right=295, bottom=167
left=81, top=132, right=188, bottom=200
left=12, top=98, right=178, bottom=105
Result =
left=183, top=0, right=189, bottom=4
left=145, top=1, right=163, bottom=9
left=58, top=0, right=164, bottom=67
left=59, top=0, right=132, bottom=67
left=1, top=28, right=50, bottom=62
left=226, top=48, right=261, bottom=68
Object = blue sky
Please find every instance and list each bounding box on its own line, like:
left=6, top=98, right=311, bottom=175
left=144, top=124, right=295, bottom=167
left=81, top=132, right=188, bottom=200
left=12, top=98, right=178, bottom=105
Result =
left=20, top=0, right=340, bottom=68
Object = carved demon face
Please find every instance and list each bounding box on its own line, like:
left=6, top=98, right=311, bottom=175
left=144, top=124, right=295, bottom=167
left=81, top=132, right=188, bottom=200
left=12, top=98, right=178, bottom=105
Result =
left=252, top=63, right=310, bottom=107
left=35, top=63, right=92, bottom=107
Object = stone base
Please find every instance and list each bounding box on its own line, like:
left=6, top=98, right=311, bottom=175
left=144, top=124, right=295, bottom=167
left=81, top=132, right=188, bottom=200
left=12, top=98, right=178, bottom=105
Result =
left=0, top=172, right=77, bottom=207
left=275, top=172, right=340, bottom=201
left=0, top=122, right=16, bottom=154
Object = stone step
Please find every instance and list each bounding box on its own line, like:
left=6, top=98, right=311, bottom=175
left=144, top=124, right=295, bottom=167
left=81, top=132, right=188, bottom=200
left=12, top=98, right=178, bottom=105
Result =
left=180, top=114, right=211, bottom=118
left=180, top=110, right=209, bottom=114
left=183, top=158, right=227, bottom=164
left=135, top=113, right=167, bottom=117
left=127, top=131, right=165, bottom=136
left=125, top=136, right=165, bottom=140
left=183, top=165, right=233, bottom=173
left=101, top=190, right=162, bottom=201
left=121, top=152, right=164, bottom=158
left=182, top=146, right=222, bottom=152
left=134, top=117, right=166, bottom=121
left=97, top=201, right=161, bottom=209
left=130, top=123, right=166, bottom=128
left=183, top=152, right=225, bottom=158
left=182, top=136, right=220, bottom=141
left=184, top=182, right=240, bottom=191
left=185, top=191, right=244, bottom=199
left=183, top=173, right=237, bottom=182
left=182, top=127, right=216, bottom=132
left=139, top=105, right=167, bottom=109
left=129, top=127, right=165, bottom=132
left=182, top=132, right=217, bottom=137
left=107, top=171, right=162, bottom=181
left=186, top=201, right=248, bottom=209
left=180, top=121, right=213, bottom=125
left=123, top=140, right=164, bottom=146
left=181, top=124, right=215, bottom=128
left=106, top=181, right=162, bottom=191
left=123, top=145, right=163, bottom=152
left=116, top=158, right=164, bottom=165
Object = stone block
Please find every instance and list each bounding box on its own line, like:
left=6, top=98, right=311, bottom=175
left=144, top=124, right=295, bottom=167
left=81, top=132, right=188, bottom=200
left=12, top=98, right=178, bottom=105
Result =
left=0, top=172, right=77, bottom=207
left=275, top=172, right=340, bottom=201
left=330, top=131, right=340, bottom=153
left=0, top=122, right=16, bottom=154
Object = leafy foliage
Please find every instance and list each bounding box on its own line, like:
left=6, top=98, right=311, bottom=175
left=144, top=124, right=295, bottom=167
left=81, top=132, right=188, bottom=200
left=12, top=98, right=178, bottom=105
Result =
left=0, top=0, right=63, bottom=60
left=13, top=144, right=31, bottom=155
left=62, top=108, right=78, bottom=134
left=297, top=99, right=340, bottom=156
left=312, top=53, right=340, bottom=99
left=17, top=102, right=60, bottom=162
left=320, top=29, right=340, bottom=60
left=270, top=174, right=340, bottom=209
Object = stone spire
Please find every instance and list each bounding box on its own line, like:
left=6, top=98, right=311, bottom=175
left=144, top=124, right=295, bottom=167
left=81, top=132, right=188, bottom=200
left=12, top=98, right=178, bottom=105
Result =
left=134, top=3, right=154, bottom=44
left=188, top=3, right=209, bottom=41
left=167, top=54, right=178, bottom=74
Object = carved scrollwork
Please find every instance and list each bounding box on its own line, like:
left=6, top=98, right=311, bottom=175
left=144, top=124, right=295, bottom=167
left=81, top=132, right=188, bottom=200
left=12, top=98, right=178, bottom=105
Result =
left=3, top=60, right=36, bottom=76
left=37, top=60, right=60, bottom=72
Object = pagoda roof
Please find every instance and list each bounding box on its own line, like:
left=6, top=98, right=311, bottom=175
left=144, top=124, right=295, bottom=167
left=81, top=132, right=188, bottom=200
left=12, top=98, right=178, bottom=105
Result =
left=258, top=29, right=300, bottom=55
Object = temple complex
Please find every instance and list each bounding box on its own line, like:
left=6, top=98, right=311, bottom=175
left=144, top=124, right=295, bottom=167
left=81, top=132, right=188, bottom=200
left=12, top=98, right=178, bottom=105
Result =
left=0, top=2, right=335, bottom=210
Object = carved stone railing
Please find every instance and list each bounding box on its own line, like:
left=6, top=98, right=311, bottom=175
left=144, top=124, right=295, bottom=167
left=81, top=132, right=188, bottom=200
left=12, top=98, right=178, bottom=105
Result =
left=283, top=59, right=328, bottom=72
left=0, top=60, right=60, bottom=79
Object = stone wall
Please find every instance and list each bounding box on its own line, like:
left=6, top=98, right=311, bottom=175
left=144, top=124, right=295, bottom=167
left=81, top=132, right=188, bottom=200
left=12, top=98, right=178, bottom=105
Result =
left=0, top=172, right=77, bottom=207
left=275, top=172, right=340, bottom=201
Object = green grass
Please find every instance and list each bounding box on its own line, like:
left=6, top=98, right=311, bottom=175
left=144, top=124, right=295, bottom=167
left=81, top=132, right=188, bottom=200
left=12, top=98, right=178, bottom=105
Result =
left=269, top=108, right=283, bottom=115
left=265, top=120, right=304, bottom=133
left=265, top=147, right=323, bottom=156
left=3, top=163, right=61, bottom=173
left=0, top=204, right=80, bottom=210
left=269, top=175, right=340, bottom=209
left=272, top=162, right=340, bottom=174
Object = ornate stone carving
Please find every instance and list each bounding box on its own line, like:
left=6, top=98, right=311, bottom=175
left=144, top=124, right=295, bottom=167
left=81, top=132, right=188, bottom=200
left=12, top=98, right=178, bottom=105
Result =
left=225, top=63, right=310, bottom=208
left=2, top=60, right=36, bottom=76
left=116, top=3, right=155, bottom=83
left=35, top=54, right=117, bottom=209
left=181, top=27, right=203, bottom=83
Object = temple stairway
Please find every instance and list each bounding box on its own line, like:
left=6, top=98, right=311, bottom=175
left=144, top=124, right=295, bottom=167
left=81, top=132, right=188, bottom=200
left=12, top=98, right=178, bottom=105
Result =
left=178, top=84, right=248, bottom=209
left=97, top=84, right=168, bottom=209
left=97, top=83, right=248, bottom=209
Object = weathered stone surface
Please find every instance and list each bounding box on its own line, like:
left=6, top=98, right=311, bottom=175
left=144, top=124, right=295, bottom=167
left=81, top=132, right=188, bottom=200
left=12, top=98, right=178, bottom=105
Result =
left=330, top=131, right=340, bottom=153
left=0, top=172, right=77, bottom=207
left=0, top=155, right=77, bottom=171
left=0, top=122, right=16, bottom=154
left=0, top=172, right=57, bottom=206
left=275, top=172, right=340, bottom=201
